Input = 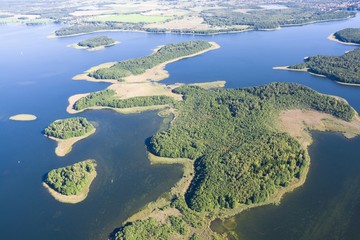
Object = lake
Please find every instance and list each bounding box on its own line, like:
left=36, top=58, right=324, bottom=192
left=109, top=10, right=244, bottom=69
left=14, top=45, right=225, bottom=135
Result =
left=1, top=13, right=360, bottom=240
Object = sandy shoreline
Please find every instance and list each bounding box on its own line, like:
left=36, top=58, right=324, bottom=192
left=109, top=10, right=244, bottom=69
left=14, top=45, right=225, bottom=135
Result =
left=328, top=33, right=360, bottom=46
left=9, top=114, right=37, bottom=121
left=42, top=170, right=97, bottom=204
left=47, top=128, right=96, bottom=157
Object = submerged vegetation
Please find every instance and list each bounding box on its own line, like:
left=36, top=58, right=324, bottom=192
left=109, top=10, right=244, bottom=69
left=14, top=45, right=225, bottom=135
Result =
left=73, top=89, right=175, bottom=111
left=333, top=28, right=360, bottom=44
left=44, top=160, right=96, bottom=196
left=44, top=117, right=95, bottom=139
left=78, top=36, right=116, bottom=48
left=290, top=49, right=360, bottom=84
left=115, top=82, right=355, bottom=238
left=89, top=41, right=213, bottom=80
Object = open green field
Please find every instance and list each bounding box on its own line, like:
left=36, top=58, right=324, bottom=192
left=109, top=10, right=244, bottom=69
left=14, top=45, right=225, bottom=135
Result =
left=89, top=14, right=172, bottom=23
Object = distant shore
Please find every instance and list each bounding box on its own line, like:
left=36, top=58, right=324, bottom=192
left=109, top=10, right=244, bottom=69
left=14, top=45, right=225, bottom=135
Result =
left=9, top=114, right=37, bottom=121
left=47, top=128, right=96, bottom=157
left=42, top=170, right=97, bottom=204
left=328, top=33, right=360, bottom=46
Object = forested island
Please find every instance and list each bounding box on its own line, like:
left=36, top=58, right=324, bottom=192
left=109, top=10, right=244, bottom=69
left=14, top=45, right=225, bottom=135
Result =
left=43, top=160, right=97, bottom=204
left=112, top=82, right=360, bottom=239
left=70, top=36, right=119, bottom=51
left=44, top=117, right=96, bottom=156
left=278, top=49, right=360, bottom=85
left=330, top=28, right=360, bottom=45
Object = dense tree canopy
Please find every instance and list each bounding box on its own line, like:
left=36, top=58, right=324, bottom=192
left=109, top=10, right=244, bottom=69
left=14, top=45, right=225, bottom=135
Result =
left=149, top=82, right=354, bottom=211
left=290, top=49, right=360, bottom=84
left=44, top=117, right=95, bottom=139
left=44, top=160, right=96, bottom=196
left=334, top=28, right=360, bottom=44
left=89, top=41, right=213, bottom=80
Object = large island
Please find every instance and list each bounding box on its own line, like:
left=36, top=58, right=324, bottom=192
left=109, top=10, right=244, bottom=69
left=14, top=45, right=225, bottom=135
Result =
left=66, top=41, right=360, bottom=239
left=44, top=117, right=96, bottom=156
left=43, top=160, right=97, bottom=204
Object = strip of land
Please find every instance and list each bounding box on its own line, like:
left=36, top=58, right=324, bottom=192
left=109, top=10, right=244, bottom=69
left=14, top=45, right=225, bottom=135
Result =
left=9, top=114, right=37, bottom=121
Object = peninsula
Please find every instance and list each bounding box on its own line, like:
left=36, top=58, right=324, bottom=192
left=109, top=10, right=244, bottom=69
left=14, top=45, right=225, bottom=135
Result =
left=274, top=49, right=360, bottom=86
left=329, top=28, right=360, bottom=45
left=44, top=117, right=95, bottom=157
left=43, top=159, right=97, bottom=204
left=113, top=82, right=360, bottom=239
left=69, top=36, right=119, bottom=51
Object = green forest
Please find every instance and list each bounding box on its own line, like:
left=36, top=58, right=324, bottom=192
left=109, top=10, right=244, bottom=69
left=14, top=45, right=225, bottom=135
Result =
left=334, top=28, right=360, bottom=44
left=78, top=36, right=115, bottom=48
left=44, top=160, right=96, bottom=196
left=44, top=117, right=95, bottom=139
left=201, top=8, right=353, bottom=30
left=290, top=49, right=360, bottom=84
left=115, top=82, right=354, bottom=239
left=89, top=41, right=212, bottom=80
left=73, top=89, right=175, bottom=111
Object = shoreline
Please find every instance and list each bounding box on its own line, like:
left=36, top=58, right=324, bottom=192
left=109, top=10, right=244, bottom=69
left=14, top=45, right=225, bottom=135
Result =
left=327, top=33, right=360, bottom=46
left=42, top=169, right=97, bottom=204
left=46, top=128, right=96, bottom=157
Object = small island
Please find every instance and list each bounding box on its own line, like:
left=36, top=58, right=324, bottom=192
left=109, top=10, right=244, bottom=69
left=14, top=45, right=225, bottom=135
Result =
left=9, top=114, right=37, bottom=121
left=69, top=36, right=119, bottom=51
left=329, top=28, right=360, bottom=45
left=42, top=160, right=97, bottom=204
left=44, top=117, right=96, bottom=157
left=274, top=49, right=360, bottom=86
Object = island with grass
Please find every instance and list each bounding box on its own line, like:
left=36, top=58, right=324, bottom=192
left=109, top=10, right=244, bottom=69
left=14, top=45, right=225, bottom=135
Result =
left=329, top=28, right=360, bottom=45
left=44, top=117, right=95, bottom=157
left=69, top=36, right=119, bottom=51
left=43, top=159, right=97, bottom=204
left=274, top=49, right=360, bottom=86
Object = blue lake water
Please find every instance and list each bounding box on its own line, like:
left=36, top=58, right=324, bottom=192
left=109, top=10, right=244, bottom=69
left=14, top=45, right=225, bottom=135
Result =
left=1, top=14, right=360, bottom=240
